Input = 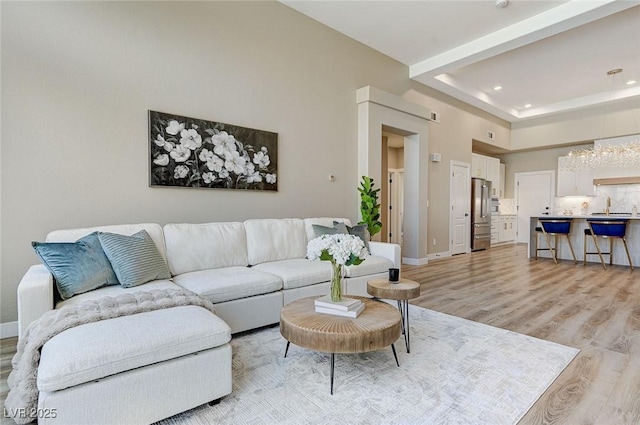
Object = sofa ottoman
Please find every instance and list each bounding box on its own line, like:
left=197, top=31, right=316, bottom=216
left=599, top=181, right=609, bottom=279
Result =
left=37, top=305, right=232, bottom=425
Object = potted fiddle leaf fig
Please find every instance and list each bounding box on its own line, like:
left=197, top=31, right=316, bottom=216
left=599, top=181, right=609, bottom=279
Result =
left=358, top=175, right=382, bottom=239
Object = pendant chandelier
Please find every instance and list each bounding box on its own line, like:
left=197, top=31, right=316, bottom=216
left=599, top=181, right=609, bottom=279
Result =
left=561, top=140, right=640, bottom=171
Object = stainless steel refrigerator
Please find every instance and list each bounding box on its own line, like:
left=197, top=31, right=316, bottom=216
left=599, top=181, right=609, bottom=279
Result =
left=471, top=178, right=492, bottom=251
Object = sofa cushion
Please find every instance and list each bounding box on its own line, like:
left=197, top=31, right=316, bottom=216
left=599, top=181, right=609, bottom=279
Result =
left=244, top=219, right=307, bottom=265
left=304, top=218, right=352, bottom=243
left=344, top=255, right=394, bottom=278
left=98, top=230, right=172, bottom=288
left=252, top=259, right=333, bottom=290
left=55, top=279, right=180, bottom=309
left=46, top=223, right=168, bottom=262
left=173, top=267, right=283, bottom=304
left=163, top=222, right=248, bottom=275
left=32, top=232, right=119, bottom=300
left=38, top=305, right=231, bottom=392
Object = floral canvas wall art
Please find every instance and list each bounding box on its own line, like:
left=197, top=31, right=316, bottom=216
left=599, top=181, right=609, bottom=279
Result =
left=149, top=110, right=278, bottom=191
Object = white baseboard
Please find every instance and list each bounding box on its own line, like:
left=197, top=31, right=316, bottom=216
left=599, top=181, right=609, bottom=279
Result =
left=402, top=257, right=429, bottom=266
left=1, top=321, right=18, bottom=339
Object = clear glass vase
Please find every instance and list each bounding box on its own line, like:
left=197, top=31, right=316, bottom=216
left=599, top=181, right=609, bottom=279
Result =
left=331, top=262, right=343, bottom=302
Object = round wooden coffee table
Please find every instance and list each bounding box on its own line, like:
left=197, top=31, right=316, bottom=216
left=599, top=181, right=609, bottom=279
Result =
left=280, top=296, right=401, bottom=394
left=367, top=278, right=420, bottom=353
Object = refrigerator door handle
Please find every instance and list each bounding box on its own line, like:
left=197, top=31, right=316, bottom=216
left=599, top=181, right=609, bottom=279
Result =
left=481, top=184, right=488, bottom=218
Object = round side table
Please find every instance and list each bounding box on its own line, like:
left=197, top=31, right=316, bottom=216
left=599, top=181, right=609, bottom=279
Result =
left=367, top=278, right=420, bottom=353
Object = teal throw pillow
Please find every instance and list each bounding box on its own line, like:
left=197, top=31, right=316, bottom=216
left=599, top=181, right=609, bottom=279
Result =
left=32, top=232, right=119, bottom=300
left=334, top=221, right=370, bottom=253
left=98, top=230, right=171, bottom=288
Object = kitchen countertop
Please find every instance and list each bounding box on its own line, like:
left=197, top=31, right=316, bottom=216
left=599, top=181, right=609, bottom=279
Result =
left=534, top=215, right=640, bottom=220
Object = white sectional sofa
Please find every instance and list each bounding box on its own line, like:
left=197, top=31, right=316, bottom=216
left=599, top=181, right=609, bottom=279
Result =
left=16, top=217, right=400, bottom=424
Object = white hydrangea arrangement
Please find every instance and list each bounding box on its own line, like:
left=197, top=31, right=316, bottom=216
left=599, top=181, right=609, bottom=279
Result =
left=307, top=234, right=368, bottom=266
left=307, top=234, right=368, bottom=301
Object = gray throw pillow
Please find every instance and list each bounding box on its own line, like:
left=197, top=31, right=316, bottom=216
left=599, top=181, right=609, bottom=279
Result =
left=312, top=222, right=348, bottom=238
left=98, top=230, right=172, bottom=288
left=32, top=232, right=119, bottom=300
left=334, top=221, right=370, bottom=253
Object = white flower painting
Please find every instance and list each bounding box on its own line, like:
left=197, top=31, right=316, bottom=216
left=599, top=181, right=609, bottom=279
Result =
left=149, top=111, right=278, bottom=190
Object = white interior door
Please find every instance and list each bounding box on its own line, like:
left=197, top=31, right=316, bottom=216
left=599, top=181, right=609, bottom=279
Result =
left=515, top=171, right=555, bottom=243
left=450, top=161, right=470, bottom=255
left=388, top=171, right=396, bottom=243
left=398, top=171, right=404, bottom=249
left=388, top=169, right=404, bottom=247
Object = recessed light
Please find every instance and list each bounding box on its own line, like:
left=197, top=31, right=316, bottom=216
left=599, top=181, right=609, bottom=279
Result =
left=494, top=86, right=502, bottom=91
left=627, top=80, right=637, bottom=85
left=524, top=104, right=532, bottom=108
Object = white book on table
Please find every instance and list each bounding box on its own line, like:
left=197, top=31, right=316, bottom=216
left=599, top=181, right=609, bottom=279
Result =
left=314, top=295, right=362, bottom=311
left=315, top=303, right=365, bottom=318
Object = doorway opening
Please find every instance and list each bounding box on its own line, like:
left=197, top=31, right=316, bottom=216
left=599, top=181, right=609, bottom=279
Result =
left=382, top=131, right=405, bottom=252
left=357, top=86, right=430, bottom=265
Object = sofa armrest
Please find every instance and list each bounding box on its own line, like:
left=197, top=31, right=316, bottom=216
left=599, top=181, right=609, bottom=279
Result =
left=17, top=264, right=55, bottom=339
left=368, top=241, right=401, bottom=268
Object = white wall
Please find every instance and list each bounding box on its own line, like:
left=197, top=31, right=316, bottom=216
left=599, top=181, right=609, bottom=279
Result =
left=402, top=85, right=511, bottom=254
left=511, top=98, right=640, bottom=150
left=0, top=1, right=411, bottom=323
left=499, top=144, right=592, bottom=198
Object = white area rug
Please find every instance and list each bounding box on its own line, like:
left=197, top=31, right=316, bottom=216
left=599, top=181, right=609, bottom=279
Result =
left=157, top=306, right=579, bottom=425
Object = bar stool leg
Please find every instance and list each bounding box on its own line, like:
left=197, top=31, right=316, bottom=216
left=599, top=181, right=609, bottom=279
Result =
left=583, top=233, right=588, bottom=266
left=566, top=235, right=577, bottom=263
left=591, top=233, right=607, bottom=270
left=609, top=238, right=614, bottom=266
left=622, top=237, right=634, bottom=271
left=543, top=232, right=557, bottom=264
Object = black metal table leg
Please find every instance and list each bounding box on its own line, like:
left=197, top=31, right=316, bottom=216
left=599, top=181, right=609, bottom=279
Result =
left=330, top=353, right=335, bottom=395
left=284, top=341, right=290, bottom=358
left=398, top=300, right=411, bottom=353
left=404, top=300, right=410, bottom=353
left=397, top=300, right=406, bottom=335
left=391, top=344, right=400, bottom=367
left=406, top=301, right=411, bottom=353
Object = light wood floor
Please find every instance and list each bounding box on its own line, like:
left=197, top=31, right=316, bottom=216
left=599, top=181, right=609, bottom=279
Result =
left=1, top=244, right=638, bottom=424
left=403, top=243, right=639, bottom=425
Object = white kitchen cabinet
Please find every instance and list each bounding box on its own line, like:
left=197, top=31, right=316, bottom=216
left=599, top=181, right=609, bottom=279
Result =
left=491, top=215, right=499, bottom=245
left=473, top=153, right=501, bottom=197
left=499, top=163, right=505, bottom=198
left=471, top=153, right=487, bottom=179
left=498, top=215, right=515, bottom=243
left=486, top=157, right=500, bottom=197
left=557, top=156, right=595, bottom=197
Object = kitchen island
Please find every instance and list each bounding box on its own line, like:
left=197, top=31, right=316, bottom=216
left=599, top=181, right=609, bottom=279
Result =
left=529, top=216, right=640, bottom=268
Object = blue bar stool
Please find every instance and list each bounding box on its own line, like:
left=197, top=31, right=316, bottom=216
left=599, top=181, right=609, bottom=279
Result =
left=584, top=219, right=633, bottom=271
left=535, top=218, right=577, bottom=264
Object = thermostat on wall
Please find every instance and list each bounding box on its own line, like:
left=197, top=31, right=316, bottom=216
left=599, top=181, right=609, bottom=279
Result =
left=430, top=153, right=442, bottom=162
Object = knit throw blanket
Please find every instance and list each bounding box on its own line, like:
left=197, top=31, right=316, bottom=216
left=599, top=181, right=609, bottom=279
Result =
left=5, top=288, right=216, bottom=424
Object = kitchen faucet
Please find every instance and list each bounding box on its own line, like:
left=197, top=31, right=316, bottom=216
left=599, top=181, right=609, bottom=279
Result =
left=606, top=197, right=611, bottom=216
